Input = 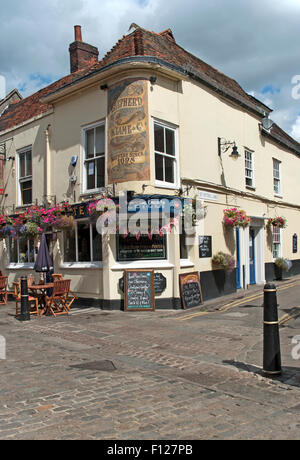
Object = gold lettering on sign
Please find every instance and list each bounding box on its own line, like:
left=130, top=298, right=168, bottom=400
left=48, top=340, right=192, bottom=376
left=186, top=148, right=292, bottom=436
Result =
left=108, top=79, right=150, bottom=184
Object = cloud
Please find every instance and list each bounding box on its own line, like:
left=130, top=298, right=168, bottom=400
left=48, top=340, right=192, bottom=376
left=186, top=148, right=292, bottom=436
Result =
left=1, top=0, right=300, bottom=138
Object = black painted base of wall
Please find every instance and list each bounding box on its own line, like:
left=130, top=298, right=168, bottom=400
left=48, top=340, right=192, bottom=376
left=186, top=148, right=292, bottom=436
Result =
left=265, top=259, right=300, bottom=282
left=200, top=268, right=237, bottom=302
left=73, top=297, right=182, bottom=311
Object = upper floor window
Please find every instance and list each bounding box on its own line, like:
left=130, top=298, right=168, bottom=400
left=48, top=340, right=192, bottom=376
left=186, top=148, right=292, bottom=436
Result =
left=245, top=149, right=254, bottom=187
left=83, top=122, right=105, bottom=192
left=18, top=148, right=32, bottom=205
left=273, top=159, right=281, bottom=195
left=154, top=121, right=178, bottom=187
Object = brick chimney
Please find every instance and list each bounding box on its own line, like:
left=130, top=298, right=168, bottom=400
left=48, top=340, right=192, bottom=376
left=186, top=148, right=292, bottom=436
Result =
left=69, top=26, right=99, bottom=73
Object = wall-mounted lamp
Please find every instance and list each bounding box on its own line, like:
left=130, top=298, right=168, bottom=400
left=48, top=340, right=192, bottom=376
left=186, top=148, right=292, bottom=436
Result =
left=218, top=137, right=239, bottom=157
left=100, top=84, right=108, bottom=90
left=149, top=76, right=157, bottom=85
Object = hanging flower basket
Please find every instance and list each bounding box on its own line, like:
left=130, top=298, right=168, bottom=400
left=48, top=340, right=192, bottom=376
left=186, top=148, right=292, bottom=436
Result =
left=52, top=215, right=75, bottom=231
left=19, top=222, right=43, bottom=240
left=212, top=251, right=236, bottom=272
left=223, top=208, right=250, bottom=228
left=266, top=217, right=287, bottom=229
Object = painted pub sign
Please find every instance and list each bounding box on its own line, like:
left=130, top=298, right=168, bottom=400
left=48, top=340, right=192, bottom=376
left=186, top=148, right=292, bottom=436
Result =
left=107, top=79, right=150, bottom=184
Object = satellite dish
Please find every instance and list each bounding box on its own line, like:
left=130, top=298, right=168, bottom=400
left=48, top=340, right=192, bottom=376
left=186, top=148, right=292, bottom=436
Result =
left=262, top=117, right=274, bottom=130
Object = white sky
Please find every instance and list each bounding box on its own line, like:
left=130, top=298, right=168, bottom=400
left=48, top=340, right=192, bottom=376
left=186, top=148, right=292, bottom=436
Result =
left=1, top=0, right=300, bottom=138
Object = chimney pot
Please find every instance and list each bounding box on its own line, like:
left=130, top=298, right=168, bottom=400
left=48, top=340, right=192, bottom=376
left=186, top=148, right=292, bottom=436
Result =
left=74, top=25, right=82, bottom=42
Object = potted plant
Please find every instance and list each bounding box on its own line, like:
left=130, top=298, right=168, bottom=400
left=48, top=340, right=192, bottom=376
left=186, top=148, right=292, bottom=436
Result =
left=274, top=257, right=292, bottom=280
left=212, top=251, right=236, bottom=272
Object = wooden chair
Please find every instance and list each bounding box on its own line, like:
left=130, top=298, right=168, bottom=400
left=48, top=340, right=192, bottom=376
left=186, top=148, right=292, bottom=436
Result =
left=0, top=276, right=8, bottom=305
left=13, top=279, right=39, bottom=316
left=45, top=279, right=71, bottom=317
left=52, top=274, right=77, bottom=310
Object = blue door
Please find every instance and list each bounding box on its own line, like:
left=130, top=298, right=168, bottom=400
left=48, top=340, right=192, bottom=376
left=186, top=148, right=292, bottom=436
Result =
left=249, top=228, right=256, bottom=285
left=236, top=228, right=242, bottom=289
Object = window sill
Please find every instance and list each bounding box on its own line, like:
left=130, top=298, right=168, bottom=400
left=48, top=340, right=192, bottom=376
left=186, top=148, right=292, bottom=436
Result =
left=111, top=260, right=174, bottom=270
left=7, top=263, right=34, bottom=270
left=155, top=181, right=180, bottom=191
left=80, top=190, right=105, bottom=199
left=180, top=259, right=195, bottom=268
left=60, top=262, right=103, bottom=269
left=246, top=185, right=256, bottom=191
left=274, top=194, right=283, bottom=199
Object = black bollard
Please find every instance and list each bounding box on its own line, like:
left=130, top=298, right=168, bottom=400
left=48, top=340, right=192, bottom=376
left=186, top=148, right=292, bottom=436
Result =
left=18, top=276, right=30, bottom=322
left=263, top=283, right=281, bottom=376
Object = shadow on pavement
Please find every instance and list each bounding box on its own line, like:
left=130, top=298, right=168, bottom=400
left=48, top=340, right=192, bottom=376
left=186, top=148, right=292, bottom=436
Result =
left=223, top=360, right=300, bottom=388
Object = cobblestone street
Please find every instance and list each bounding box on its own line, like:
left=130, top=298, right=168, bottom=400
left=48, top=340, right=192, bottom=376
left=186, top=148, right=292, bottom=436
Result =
left=0, top=279, right=299, bottom=440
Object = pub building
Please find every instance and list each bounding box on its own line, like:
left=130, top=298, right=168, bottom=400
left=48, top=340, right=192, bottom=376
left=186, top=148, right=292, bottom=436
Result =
left=1, top=24, right=300, bottom=310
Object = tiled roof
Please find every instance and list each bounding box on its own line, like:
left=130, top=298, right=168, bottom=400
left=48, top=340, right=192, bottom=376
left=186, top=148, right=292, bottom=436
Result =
left=1, top=26, right=300, bottom=153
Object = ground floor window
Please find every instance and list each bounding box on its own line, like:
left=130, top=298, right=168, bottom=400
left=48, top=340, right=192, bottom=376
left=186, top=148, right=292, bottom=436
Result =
left=8, top=237, right=35, bottom=264
left=117, top=233, right=167, bottom=261
left=272, top=226, right=281, bottom=259
left=63, top=220, right=102, bottom=263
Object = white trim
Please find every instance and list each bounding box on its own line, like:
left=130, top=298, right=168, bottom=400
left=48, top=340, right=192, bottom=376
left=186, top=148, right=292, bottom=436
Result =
left=6, top=263, right=34, bottom=270
left=180, top=259, right=194, bottom=268
left=111, top=260, right=174, bottom=270
left=60, top=262, right=103, bottom=269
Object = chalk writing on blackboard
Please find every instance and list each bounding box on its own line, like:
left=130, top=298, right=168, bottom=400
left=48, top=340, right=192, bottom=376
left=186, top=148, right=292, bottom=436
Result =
left=124, top=269, right=155, bottom=311
left=199, top=236, right=212, bottom=258
left=179, top=272, right=203, bottom=309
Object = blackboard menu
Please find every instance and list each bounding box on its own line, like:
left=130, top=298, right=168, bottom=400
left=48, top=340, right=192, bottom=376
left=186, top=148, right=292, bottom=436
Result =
left=179, top=272, right=203, bottom=309
left=293, top=234, right=298, bottom=254
left=119, top=272, right=166, bottom=295
left=124, top=269, right=155, bottom=311
left=199, top=236, right=212, bottom=258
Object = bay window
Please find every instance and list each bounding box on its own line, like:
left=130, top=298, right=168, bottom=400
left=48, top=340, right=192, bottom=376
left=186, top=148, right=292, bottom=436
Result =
left=63, top=220, right=102, bottom=264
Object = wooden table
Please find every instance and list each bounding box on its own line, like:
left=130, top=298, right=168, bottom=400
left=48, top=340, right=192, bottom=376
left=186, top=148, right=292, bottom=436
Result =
left=29, top=283, right=54, bottom=316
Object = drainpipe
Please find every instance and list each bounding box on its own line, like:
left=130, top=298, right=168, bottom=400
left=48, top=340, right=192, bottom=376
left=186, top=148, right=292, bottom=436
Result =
left=45, top=124, right=51, bottom=205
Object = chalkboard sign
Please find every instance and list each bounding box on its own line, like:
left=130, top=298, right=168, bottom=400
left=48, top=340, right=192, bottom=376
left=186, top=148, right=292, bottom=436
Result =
left=119, top=272, right=166, bottom=295
left=199, top=236, right=212, bottom=258
left=293, top=234, right=298, bottom=254
left=124, top=269, right=155, bottom=312
left=179, top=272, right=203, bottom=309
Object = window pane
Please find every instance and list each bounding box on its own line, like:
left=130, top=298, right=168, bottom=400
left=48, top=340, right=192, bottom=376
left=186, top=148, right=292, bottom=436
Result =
left=154, top=124, right=164, bottom=153
left=166, top=128, right=175, bottom=156
left=78, top=222, right=91, bottom=262
left=21, top=180, right=32, bottom=205
left=20, top=153, right=26, bottom=178
left=28, top=239, right=35, bottom=263
left=155, top=154, right=164, bottom=181
left=86, top=129, right=95, bottom=158
left=96, top=157, right=105, bottom=188
left=180, top=231, right=188, bottom=259
left=63, top=229, right=76, bottom=262
left=92, top=226, right=102, bottom=261
left=165, top=156, right=175, bottom=183
left=86, top=160, right=96, bottom=190
left=18, top=238, right=29, bottom=263
left=9, top=238, right=18, bottom=263
left=26, top=151, right=32, bottom=176
left=95, top=125, right=105, bottom=156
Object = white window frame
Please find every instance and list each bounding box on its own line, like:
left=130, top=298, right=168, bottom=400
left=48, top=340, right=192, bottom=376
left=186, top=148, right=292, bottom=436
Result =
left=272, top=226, right=282, bottom=260
left=7, top=236, right=35, bottom=268
left=61, top=219, right=102, bottom=268
left=82, top=121, right=106, bottom=194
left=154, top=119, right=180, bottom=189
left=17, top=146, right=32, bottom=207
left=245, top=149, right=255, bottom=188
left=273, top=158, right=282, bottom=196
